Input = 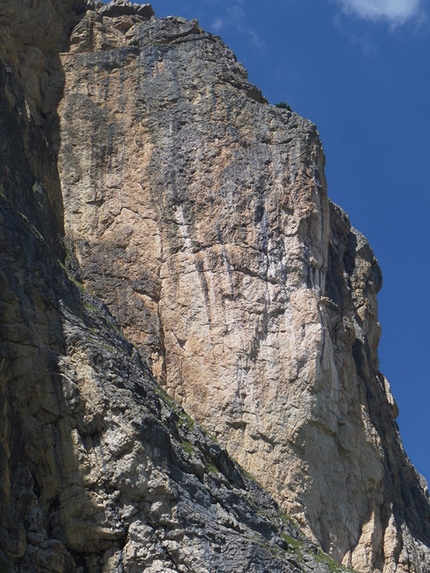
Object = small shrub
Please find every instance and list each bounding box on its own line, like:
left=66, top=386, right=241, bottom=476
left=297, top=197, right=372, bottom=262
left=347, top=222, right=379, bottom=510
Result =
left=315, top=550, right=356, bottom=573
left=181, top=440, right=195, bottom=455
left=205, top=461, right=220, bottom=475
left=281, top=534, right=303, bottom=553
left=275, top=101, right=292, bottom=111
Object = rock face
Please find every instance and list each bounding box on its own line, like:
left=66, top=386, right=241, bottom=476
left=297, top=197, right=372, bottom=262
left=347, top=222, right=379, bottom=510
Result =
left=57, top=4, right=430, bottom=573
left=0, top=3, right=354, bottom=572
left=0, top=0, right=362, bottom=573
left=1, top=1, right=429, bottom=572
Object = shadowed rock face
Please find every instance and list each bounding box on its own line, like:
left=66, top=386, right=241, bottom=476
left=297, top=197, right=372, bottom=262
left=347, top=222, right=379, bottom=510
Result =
left=1, top=1, right=429, bottom=572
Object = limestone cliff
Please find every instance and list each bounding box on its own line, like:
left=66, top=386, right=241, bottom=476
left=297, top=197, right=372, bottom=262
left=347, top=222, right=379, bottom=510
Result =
left=0, top=1, right=360, bottom=572
left=1, top=1, right=429, bottom=572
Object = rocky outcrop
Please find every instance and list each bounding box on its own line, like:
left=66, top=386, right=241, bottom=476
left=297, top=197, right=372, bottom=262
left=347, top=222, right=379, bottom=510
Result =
left=57, top=4, right=430, bottom=573
left=0, top=215, right=331, bottom=573
left=1, top=1, right=429, bottom=571
left=0, top=1, right=358, bottom=572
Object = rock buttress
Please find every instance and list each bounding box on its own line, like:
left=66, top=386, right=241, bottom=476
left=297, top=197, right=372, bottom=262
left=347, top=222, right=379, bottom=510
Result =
left=57, top=4, right=430, bottom=573
left=1, top=1, right=360, bottom=571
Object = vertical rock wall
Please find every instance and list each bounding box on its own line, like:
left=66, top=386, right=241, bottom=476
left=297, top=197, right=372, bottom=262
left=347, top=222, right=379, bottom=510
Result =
left=58, top=6, right=430, bottom=573
left=2, top=3, right=350, bottom=572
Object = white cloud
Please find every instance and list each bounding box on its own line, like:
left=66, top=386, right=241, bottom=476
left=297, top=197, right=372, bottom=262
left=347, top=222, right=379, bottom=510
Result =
left=211, top=17, right=224, bottom=32
left=227, top=6, right=246, bottom=23
left=337, top=0, right=424, bottom=23
left=226, top=6, right=264, bottom=48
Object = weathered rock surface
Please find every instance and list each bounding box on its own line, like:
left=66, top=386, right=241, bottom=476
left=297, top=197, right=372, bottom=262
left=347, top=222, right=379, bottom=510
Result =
left=0, top=1, right=358, bottom=572
left=1, top=0, right=429, bottom=572
left=57, top=4, right=430, bottom=573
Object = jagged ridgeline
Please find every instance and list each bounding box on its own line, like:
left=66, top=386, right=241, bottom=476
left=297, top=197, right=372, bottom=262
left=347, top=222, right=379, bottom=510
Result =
left=0, top=1, right=429, bottom=572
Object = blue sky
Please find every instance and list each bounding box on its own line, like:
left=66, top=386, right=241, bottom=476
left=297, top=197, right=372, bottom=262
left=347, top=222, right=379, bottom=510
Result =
left=141, top=0, right=430, bottom=484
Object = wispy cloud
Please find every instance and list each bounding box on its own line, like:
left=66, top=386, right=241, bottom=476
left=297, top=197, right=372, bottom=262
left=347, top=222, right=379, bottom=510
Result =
left=227, top=6, right=264, bottom=48
left=211, top=17, right=224, bottom=32
left=336, top=0, right=424, bottom=24
left=207, top=2, right=264, bottom=48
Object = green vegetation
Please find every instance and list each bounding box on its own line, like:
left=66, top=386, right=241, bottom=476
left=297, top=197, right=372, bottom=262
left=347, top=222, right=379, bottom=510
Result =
left=315, top=551, right=356, bottom=573
left=84, top=300, right=99, bottom=313
left=181, top=440, right=195, bottom=455
left=278, top=511, right=301, bottom=529
left=205, top=460, right=220, bottom=475
left=102, top=342, right=116, bottom=353
left=128, top=38, right=140, bottom=48
left=153, top=383, right=178, bottom=410
left=153, top=384, right=197, bottom=432
left=281, top=533, right=303, bottom=552
left=278, top=532, right=356, bottom=573
left=178, top=409, right=195, bottom=431
left=67, top=271, right=85, bottom=291
left=275, top=101, right=292, bottom=111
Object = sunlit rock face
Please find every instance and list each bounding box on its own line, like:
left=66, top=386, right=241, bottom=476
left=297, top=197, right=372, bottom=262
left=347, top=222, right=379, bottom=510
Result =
left=58, top=3, right=430, bottom=572
left=1, top=0, right=429, bottom=571
left=2, top=2, right=338, bottom=572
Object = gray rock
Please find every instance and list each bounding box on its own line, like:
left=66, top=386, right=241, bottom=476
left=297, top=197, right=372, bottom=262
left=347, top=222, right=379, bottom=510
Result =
left=0, top=1, right=429, bottom=572
left=99, top=1, right=154, bottom=19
